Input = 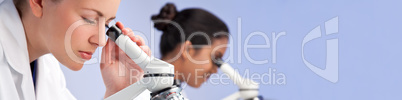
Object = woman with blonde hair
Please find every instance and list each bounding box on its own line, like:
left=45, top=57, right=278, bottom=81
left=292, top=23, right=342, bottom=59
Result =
left=0, top=0, right=149, bottom=99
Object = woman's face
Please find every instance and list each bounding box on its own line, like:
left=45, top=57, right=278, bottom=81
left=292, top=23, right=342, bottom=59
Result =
left=181, top=38, right=228, bottom=88
left=40, top=0, right=119, bottom=70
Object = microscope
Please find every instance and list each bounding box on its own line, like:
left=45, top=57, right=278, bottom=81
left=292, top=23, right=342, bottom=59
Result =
left=214, top=59, right=264, bottom=100
left=104, top=25, right=184, bottom=100
left=104, top=24, right=261, bottom=100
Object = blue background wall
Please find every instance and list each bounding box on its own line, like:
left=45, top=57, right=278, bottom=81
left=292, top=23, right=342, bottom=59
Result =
left=61, top=0, right=402, bottom=100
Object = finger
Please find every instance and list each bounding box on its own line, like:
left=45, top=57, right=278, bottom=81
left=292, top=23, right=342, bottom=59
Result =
left=128, top=32, right=139, bottom=43
left=116, top=46, right=127, bottom=61
left=103, top=39, right=112, bottom=53
left=122, top=28, right=139, bottom=43
left=129, top=35, right=139, bottom=44
left=135, top=35, right=145, bottom=46
left=122, top=28, right=133, bottom=35
left=116, top=21, right=124, bottom=29
left=140, top=45, right=151, bottom=56
left=101, top=39, right=113, bottom=65
left=104, top=39, right=121, bottom=61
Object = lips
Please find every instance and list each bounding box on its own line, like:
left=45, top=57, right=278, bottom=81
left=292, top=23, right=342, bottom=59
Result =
left=79, top=51, right=93, bottom=60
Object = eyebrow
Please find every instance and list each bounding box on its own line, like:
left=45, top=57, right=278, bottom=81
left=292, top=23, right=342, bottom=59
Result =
left=86, top=8, right=116, bottom=22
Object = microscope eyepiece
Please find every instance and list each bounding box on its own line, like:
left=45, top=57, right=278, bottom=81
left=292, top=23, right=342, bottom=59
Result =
left=213, top=58, right=224, bottom=68
left=106, top=25, right=122, bottom=42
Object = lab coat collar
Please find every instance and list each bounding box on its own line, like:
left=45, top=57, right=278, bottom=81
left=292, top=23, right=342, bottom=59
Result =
left=0, top=0, right=35, bottom=99
left=1, top=0, right=30, bottom=75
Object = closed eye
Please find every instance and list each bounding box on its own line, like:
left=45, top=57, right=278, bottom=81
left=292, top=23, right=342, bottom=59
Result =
left=82, top=17, right=96, bottom=24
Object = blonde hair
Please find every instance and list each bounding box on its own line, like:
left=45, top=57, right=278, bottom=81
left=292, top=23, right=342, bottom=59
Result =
left=13, top=0, right=60, bottom=17
left=13, top=0, right=27, bottom=16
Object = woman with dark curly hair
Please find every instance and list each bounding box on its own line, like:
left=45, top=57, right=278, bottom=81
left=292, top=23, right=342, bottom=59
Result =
left=146, top=3, right=230, bottom=99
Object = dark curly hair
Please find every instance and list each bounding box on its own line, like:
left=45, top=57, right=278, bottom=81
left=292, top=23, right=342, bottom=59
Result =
left=151, top=3, right=229, bottom=57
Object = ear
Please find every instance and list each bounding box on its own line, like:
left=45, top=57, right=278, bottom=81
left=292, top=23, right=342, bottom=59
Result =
left=180, top=41, right=192, bottom=60
left=29, top=0, right=44, bottom=18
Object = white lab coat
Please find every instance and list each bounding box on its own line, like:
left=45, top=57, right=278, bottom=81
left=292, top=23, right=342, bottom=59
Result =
left=0, top=0, right=76, bottom=99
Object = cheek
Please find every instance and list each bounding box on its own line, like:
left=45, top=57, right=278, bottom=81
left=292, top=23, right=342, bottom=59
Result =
left=44, top=6, right=77, bottom=52
left=51, top=26, right=94, bottom=71
left=47, top=20, right=94, bottom=70
left=191, top=63, right=211, bottom=83
left=40, top=3, right=96, bottom=71
left=71, top=26, right=95, bottom=48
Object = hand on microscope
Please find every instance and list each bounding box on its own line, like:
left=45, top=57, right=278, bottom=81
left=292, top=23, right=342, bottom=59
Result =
left=100, top=22, right=151, bottom=98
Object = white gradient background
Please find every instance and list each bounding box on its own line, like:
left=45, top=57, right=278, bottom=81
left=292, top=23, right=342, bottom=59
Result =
left=60, top=0, right=402, bottom=100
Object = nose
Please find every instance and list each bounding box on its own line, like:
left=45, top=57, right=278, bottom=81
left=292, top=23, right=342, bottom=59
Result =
left=89, top=27, right=107, bottom=47
left=211, top=64, right=219, bottom=74
left=89, top=17, right=107, bottom=47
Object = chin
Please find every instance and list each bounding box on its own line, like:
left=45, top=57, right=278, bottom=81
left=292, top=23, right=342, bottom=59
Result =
left=51, top=48, right=86, bottom=71
left=189, top=82, right=203, bottom=88
left=62, top=61, right=84, bottom=71
left=192, top=85, right=202, bottom=88
left=61, top=53, right=87, bottom=71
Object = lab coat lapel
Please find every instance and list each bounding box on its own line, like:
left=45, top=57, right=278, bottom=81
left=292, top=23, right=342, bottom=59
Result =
left=35, top=54, right=61, bottom=99
left=0, top=0, right=35, bottom=99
